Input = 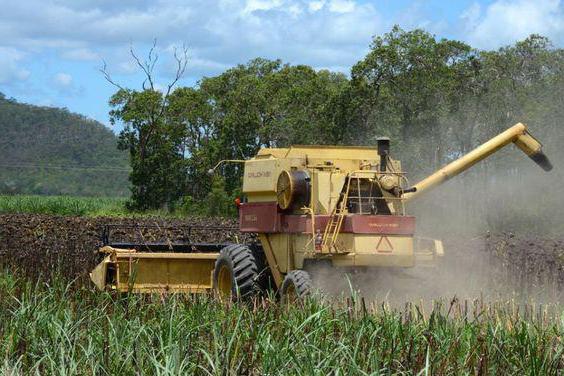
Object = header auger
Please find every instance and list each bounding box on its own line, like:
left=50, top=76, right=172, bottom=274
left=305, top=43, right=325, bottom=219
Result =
left=90, top=123, right=552, bottom=301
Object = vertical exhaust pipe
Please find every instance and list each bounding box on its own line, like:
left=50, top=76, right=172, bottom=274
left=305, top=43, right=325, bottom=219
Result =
left=377, top=137, right=390, bottom=172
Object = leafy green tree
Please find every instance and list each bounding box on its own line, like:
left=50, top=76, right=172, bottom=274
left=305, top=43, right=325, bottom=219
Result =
left=351, top=26, right=476, bottom=173
left=104, top=43, right=189, bottom=210
left=168, top=58, right=346, bottom=197
left=205, top=176, right=238, bottom=217
left=101, top=30, right=563, bottom=226
left=109, top=89, right=186, bottom=210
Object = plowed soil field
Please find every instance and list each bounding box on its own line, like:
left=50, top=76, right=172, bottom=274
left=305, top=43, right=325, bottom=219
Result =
left=0, top=214, right=247, bottom=283
left=1, top=214, right=563, bottom=298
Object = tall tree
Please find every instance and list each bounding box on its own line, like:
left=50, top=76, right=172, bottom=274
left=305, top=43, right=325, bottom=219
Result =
left=350, top=26, right=476, bottom=173
left=168, top=58, right=346, bottom=196
left=103, top=42, right=189, bottom=210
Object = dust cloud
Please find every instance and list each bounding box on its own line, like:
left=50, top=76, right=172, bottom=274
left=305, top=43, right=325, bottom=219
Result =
left=309, top=128, right=564, bottom=305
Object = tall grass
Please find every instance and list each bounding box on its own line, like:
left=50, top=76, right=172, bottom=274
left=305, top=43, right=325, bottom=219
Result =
left=0, top=272, right=562, bottom=375
left=0, top=195, right=225, bottom=218
left=0, top=195, right=128, bottom=216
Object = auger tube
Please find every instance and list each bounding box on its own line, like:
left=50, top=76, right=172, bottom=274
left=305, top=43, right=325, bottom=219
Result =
left=403, top=123, right=552, bottom=201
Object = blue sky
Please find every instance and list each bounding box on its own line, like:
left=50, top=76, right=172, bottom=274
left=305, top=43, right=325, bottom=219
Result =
left=0, top=0, right=563, bottom=131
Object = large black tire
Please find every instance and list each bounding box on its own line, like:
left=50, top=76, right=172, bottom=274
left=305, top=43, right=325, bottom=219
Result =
left=213, top=244, right=259, bottom=300
left=280, top=270, right=313, bottom=304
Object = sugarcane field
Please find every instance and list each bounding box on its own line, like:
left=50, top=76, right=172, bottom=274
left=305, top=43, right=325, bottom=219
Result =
left=1, top=1, right=564, bottom=374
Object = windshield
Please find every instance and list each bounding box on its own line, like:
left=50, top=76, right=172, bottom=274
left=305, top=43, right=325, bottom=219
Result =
left=346, top=178, right=393, bottom=215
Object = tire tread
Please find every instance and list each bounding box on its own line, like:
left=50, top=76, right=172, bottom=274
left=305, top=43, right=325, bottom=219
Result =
left=281, top=270, right=313, bottom=302
left=213, top=244, right=259, bottom=299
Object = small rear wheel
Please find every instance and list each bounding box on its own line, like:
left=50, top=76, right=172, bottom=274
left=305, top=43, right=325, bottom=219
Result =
left=213, top=244, right=259, bottom=301
left=280, top=270, right=313, bottom=304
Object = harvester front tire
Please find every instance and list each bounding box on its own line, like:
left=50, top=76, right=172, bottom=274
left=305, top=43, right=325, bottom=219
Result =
left=213, top=244, right=259, bottom=301
left=280, top=270, right=313, bottom=304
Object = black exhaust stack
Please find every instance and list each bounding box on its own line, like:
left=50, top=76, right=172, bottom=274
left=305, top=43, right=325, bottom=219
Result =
left=377, top=137, right=390, bottom=172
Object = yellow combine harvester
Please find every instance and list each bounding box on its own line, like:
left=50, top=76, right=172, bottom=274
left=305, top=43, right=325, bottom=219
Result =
left=90, top=123, right=552, bottom=300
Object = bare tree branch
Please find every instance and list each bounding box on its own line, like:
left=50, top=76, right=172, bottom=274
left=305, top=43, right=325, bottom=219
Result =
left=147, top=39, right=159, bottom=79
left=130, top=39, right=158, bottom=91
left=100, top=60, right=125, bottom=90
left=158, top=43, right=189, bottom=119
left=165, top=44, right=189, bottom=98
left=102, top=40, right=188, bottom=97
left=101, top=40, right=190, bottom=160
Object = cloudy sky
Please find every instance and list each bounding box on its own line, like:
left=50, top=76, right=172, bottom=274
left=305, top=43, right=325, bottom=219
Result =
left=0, top=0, right=563, bottom=128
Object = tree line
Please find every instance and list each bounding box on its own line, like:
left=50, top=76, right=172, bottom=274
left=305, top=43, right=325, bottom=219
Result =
left=110, top=26, right=564, bottom=231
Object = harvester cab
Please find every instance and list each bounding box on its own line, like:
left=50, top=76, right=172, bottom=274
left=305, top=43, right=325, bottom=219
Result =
left=90, top=123, right=552, bottom=301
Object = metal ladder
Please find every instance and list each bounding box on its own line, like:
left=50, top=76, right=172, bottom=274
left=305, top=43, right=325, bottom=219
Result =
left=321, top=176, right=352, bottom=253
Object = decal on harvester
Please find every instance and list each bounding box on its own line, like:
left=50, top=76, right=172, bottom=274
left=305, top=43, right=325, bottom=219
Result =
left=376, top=236, right=394, bottom=253
left=369, top=222, right=399, bottom=228
left=243, top=214, right=257, bottom=222
left=247, top=171, right=271, bottom=178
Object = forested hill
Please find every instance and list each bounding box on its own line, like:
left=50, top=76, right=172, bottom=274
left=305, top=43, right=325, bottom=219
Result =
left=0, top=93, right=129, bottom=196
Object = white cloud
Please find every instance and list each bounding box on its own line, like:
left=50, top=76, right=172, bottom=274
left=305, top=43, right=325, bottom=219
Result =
left=117, top=59, right=138, bottom=75
left=287, top=3, right=304, bottom=16
left=460, top=2, right=481, bottom=32
left=462, top=0, right=564, bottom=49
left=3, top=0, right=562, bottom=126
left=54, top=73, right=73, bottom=87
left=328, top=0, right=355, bottom=13
left=189, top=57, right=232, bottom=76
left=52, top=72, right=84, bottom=97
left=0, top=0, right=383, bottom=68
left=153, top=83, right=166, bottom=92
left=308, top=0, right=325, bottom=12
left=243, top=0, right=283, bottom=13
left=0, top=0, right=562, bottom=91
left=61, top=48, right=99, bottom=61
left=0, top=48, right=30, bottom=84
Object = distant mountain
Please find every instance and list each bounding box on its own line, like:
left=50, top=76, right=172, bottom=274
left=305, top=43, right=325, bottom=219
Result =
left=0, top=93, right=130, bottom=196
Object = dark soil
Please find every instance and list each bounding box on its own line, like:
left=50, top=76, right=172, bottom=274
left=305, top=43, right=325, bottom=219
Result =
left=484, top=232, right=564, bottom=295
left=0, top=214, right=248, bottom=284
left=438, top=233, right=564, bottom=301
left=0, top=214, right=562, bottom=297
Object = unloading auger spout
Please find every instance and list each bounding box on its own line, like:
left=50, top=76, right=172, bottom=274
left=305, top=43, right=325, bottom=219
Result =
left=402, top=123, right=553, bottom=201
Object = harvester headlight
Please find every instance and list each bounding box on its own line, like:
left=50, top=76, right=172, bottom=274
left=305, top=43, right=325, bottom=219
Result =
left=378, top=174, right=398, bottom=191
